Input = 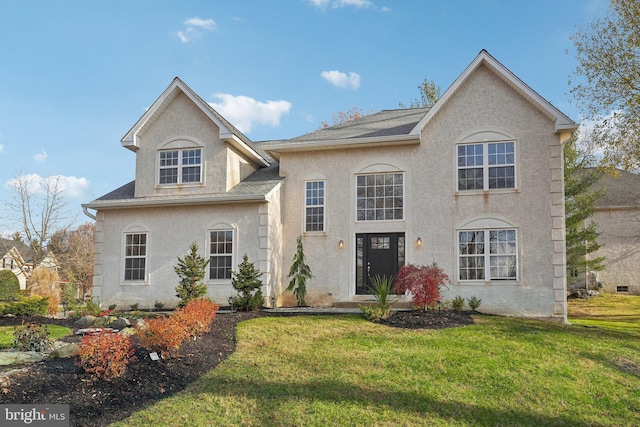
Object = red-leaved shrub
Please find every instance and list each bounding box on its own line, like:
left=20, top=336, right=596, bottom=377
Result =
left=393, top=263, right=450, bottom=310
left=174, top=298, right=219, bottom=337
left=77, top=329, right=136, bottom=380
left=136, top=315, right=190, bottom=358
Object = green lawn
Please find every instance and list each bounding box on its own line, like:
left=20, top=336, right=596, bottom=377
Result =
left=568, top=293, right=640, bottom=334
left=0, top=324, right=72, bottom=349
left=113, top=313, right=640, bottom=427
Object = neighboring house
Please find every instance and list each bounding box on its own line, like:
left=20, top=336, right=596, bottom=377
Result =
left=0, top=244, right=30, bottom=290
left=0, top=238, right=60, bottom=291
left=589, top=170, right=640, bottom=295
left=83, top=50, right=577, bottom=321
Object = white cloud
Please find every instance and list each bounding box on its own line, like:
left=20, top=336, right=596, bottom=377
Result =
left=4, top=173, right=91, bottom=199
left=184, top=17, right=216, bottom=30
left=33, top=149, right=48, bottom=162
left=176, top=16, right=216, bottom=43
left=0, top=144, right=4, bottom=154
left=208, top=94, right=292, bottom=134
left=309, top=0, right=372, bottom=8
left=321, top=70, right=361, bottom=89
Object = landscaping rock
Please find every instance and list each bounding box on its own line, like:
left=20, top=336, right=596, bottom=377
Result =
left=109, top=317, right=131, bottom=330
left=133, top=318, right=147, bottom=330
left=0, top=351, right=45, bottom=366
left=118, top=327, right=136, bottom=338
left=74, top=315, right=96, bottom=328
left=75, top=327, right=117, bottom=336
left=49, top=343, right=80, bottom=359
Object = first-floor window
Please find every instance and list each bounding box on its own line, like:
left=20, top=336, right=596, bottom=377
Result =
left=458, top=229, right=517, bottom=280
left=305, top=180, right=325, bottom=232
left=124, top=233, right=147, bottom=281
left=209, top=230, right=233, bottom=280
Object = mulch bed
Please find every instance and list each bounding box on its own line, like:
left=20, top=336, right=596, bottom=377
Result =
left=0, top=309, right=473, bottom=427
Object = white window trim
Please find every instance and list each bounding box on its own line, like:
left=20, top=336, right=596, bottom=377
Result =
left=207, top=227, right=236, bottom=283
left=455, top=226, right=520, bottom=285
left=157, top=147, right=203, bottom=186
left=455, top=141, right=517, bottom=193
left=355, top=172, right=405, bottom=222
left=122, top=231, right=148, bottom=285
left=304, top=179, right=326, bottom=234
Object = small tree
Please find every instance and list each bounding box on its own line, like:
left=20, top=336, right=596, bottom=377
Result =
left=393, top=263, right=450, bottom=310
left=231, top=254, right=264, bottom=311
left=174, top=242, right=209, bottom=307
left=286, top=236, right=313, bottom=307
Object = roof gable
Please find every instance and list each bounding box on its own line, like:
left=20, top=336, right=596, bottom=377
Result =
left=410, top=50, right=577, bottom=137
left=121, top=78, right=270, bottom=166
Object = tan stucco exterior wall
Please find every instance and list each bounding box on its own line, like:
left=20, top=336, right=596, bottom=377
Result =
left=92, top=199, right=280, bottom=309
left=591, top=208, right=640, bottom=295
left=133, top=92, right=258, bottom=199
left=277, top=65, right=566, bottom=319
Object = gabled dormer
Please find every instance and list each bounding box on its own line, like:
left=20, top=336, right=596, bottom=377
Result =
left=120, top=78, right=271, bottom=198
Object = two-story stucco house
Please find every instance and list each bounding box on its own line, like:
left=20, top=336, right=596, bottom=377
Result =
left=83, top=50, right=577, bottom=321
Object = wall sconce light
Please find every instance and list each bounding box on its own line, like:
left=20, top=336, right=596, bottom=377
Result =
left=338, top=240, right=345, bottom=249
left=416, top=237, right=423, bottom=247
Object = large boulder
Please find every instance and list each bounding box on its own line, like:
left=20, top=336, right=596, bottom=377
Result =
left=49, top=343, right=80, bottom=359
left=74, top=315, right=96, bottom=328
left=0, top=351, right=45, bottom=366
left=108, top=317, right=131, bottom=331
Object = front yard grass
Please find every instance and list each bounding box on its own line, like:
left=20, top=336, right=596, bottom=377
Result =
left=0, top=324, right=72, bottom=349
left=568, top=293, right=640, bottom=334
left=113, top=313, right=640, bottom=427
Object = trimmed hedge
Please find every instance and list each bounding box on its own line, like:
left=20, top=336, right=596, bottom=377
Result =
left=0, top=296, right=49, bottom=316
left=0, top=270, right=20, bottom=301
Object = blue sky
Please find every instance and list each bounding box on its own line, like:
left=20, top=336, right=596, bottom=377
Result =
left=0, top=0, right=609, bottom=234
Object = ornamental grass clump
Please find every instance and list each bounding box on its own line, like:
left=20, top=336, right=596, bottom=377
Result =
left=77, top=329, right=136, bottom=381
left=361, top=275, right=397, bottom=322
left=393, top=262, right=450, bottom=310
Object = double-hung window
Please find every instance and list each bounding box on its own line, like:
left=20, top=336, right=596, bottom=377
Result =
left=124, top=233, right=147, bottom=281
left=356, top=173, right=404, bottom=221
left=209, top=230, right=233, bottom=280
left=458, top=229, right=517, bottom=281
left=159, top=148, right=202, bottom=185
left=457, top=142, right=515, bottom=191
left=305, top=180, right=325, bottom=232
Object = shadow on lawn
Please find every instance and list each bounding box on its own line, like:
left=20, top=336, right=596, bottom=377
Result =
left=188, top=375, right=602, bottom=427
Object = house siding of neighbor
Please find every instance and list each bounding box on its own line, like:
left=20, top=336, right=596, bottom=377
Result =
left=589, top=170, right=640, bottom=295
left=84, top=50, right=577, bottom=321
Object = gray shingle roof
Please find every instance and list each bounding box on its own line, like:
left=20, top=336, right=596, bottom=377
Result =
left=595, top=169, right=640, bottom=208
left=92, top=164, right=282, bottom=204
left=260, top=108, right=429, bottom=147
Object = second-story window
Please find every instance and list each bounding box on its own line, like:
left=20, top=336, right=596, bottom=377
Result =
left=159, top=148, right=202, bottom=185
left=457, top=142, right=515, bottom=191
left=356, top=173, right=404, bottom=221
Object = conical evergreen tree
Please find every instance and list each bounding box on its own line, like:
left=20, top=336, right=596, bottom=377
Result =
left=231, top=254, right=264, bottom=311
left=174, top=242, right=209, bottom=307
left=286, top=236, right=313, bottom=306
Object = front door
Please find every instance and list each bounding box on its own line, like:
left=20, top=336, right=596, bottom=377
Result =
left=356, top=233, right=405, bottom=295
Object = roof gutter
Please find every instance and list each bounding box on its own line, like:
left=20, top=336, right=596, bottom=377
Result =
left=82, top=193, right=268, bottom=211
